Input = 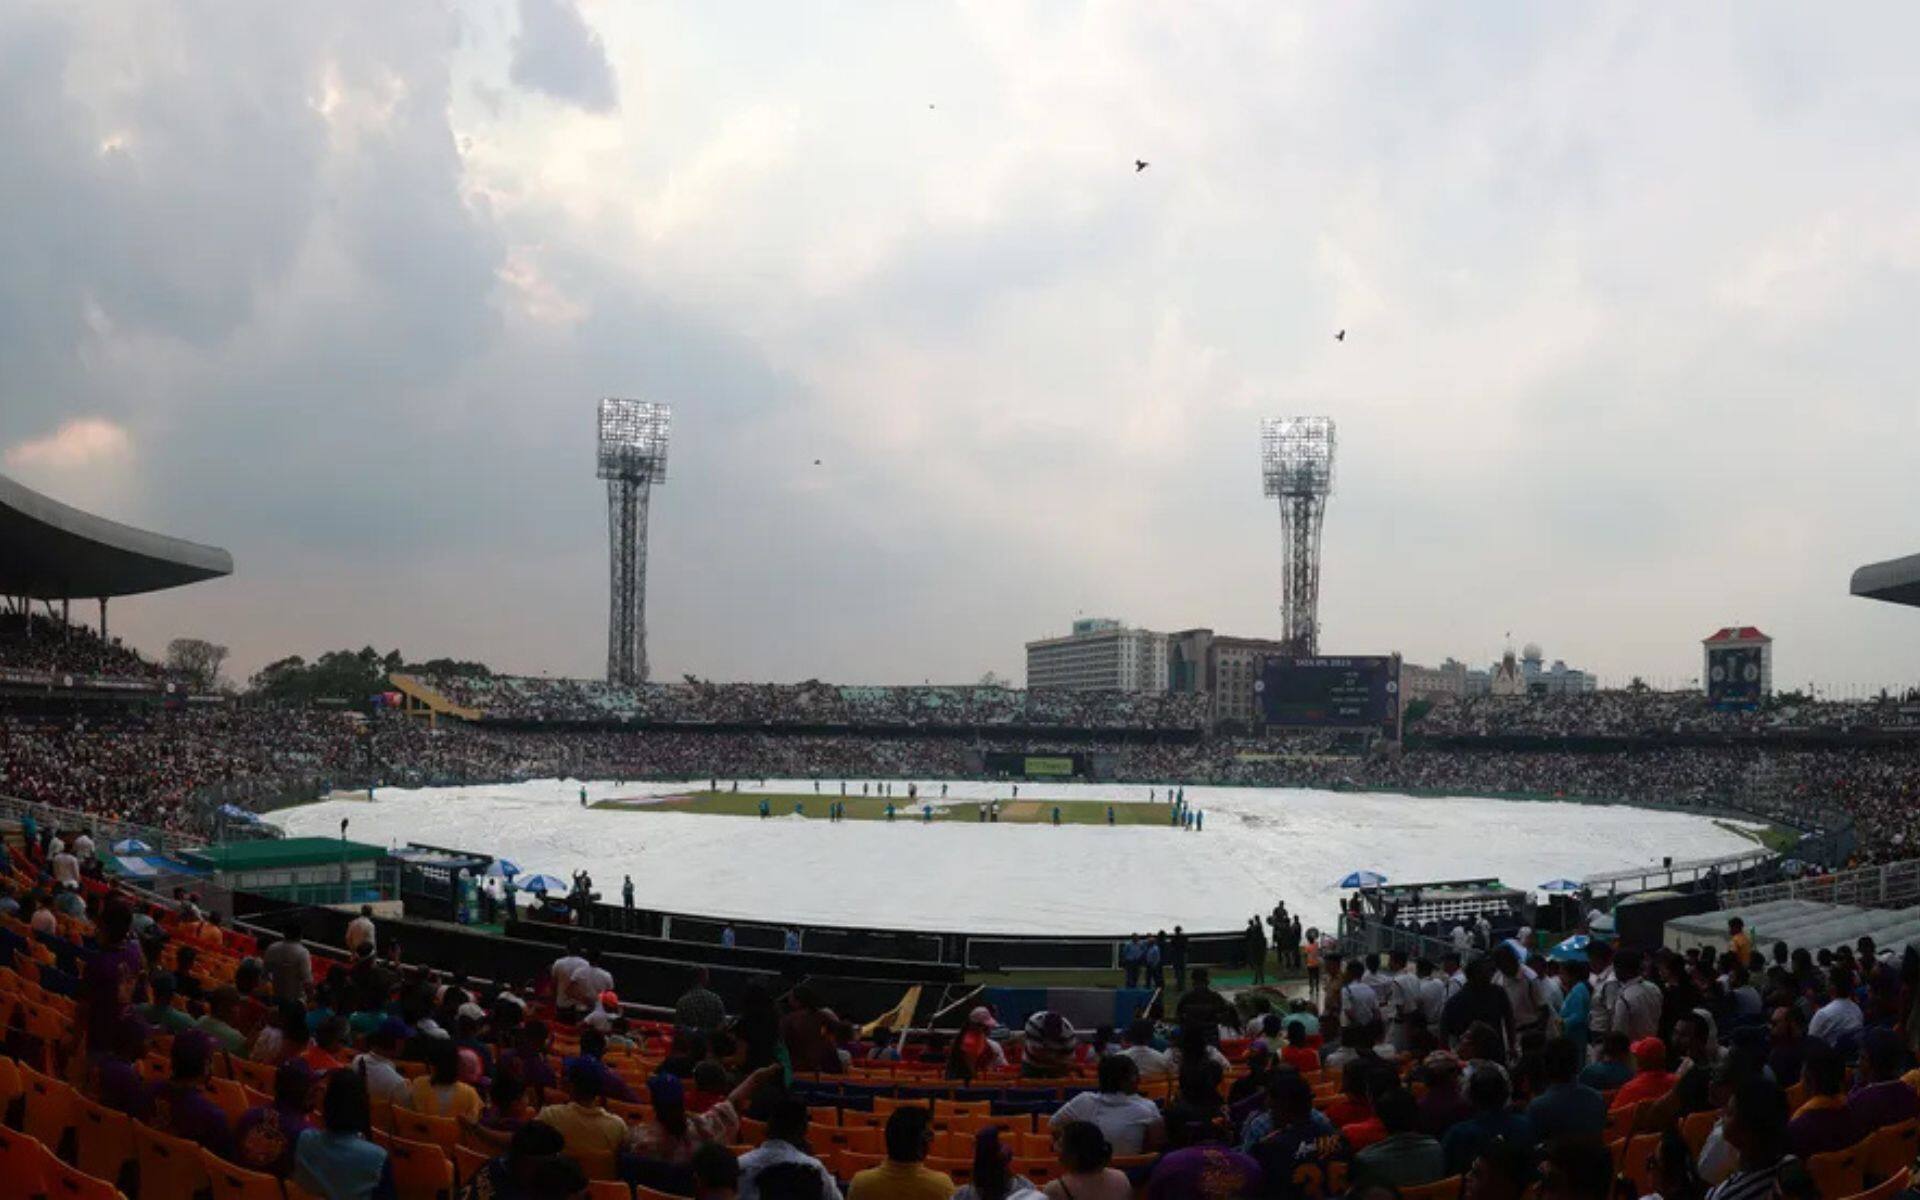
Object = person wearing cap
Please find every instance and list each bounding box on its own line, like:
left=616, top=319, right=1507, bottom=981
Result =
left=1608, top=1038, right=1677, bottom=1111
left=1525, top=1037, right=1607, bottom=1142
left=628, top=1064, right=781, bottom=1165
left=948, top=1006, right=1008, bottom=1078
left=233, top=1059, right=318, bottom=1178
left=1021, top=1010, right=1077, bottom=1079
left=350, top=1018, right=412, bottom=1107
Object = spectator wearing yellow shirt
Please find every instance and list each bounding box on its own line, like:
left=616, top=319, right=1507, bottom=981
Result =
left=848, top=1107, right=953, bottom=1200
left=1727, top=917, right=1753, bottom=967
left=535, top=1060, right=630, bottom=1161
left=406, top=1039, right=483, bottom=1124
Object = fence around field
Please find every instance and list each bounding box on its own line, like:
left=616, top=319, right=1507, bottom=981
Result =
left=1721, top=857, right=1920, bottom=911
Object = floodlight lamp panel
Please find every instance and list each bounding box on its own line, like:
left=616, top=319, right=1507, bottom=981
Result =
left=597, top=397, right=672, bottom=483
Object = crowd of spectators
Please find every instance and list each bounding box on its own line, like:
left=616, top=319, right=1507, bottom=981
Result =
left=7, top=700, right=1920, bottom=862
left=1416, top=690, right=1920, bottom=738
left=0, top=612, right=168, bottom=681
left=10, top=821, right=1920, bottom=1200
left=412, top=674, right=1212, bottom=734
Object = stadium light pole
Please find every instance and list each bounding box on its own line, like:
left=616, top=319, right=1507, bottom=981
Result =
left=1260, top=417, right=1336, bottom=656
left=597, top=399, right=672, bottom=686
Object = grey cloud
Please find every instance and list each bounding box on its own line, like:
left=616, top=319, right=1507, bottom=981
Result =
left=509, top=0, right=618, bottom=113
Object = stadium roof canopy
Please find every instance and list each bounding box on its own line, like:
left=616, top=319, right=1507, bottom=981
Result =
left=0, top=472, right=233, bottom=600
left=1852, top=552, right=1920, bottom=609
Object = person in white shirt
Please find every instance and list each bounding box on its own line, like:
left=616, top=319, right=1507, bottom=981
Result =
left=550, top=944, right=589, bottom=1007
left=350, top=1020, right=412, bottom=1106
left=739, top=1098, right=843, bottom=1200
left=1451, top=925, right=1472, bottom=953
left=1808, top=967, right=1865, bottom=1046
left=1121, top=1019, right=1171, bottom=1084
left=564, top=951, right=615, bottom=1016
left=1340, top=960, right=1382, bottom=1031
left=345, top=905, right=377, bottom=955
left=1385, top=951, right=1422, bottom=1050
left=1609, top=948, right=1663, bottom=1041
left=47, top=834, right=65, bottom=858
left=72, top=831, right=95, bottom=859
left=1492, top=945, right=1547, bottom=1039
left=1416, top=959, right=1449, bottom=1029
left=1048, top=1055, right=1166, bottom=1156
left=1587, top=941, right=1617, bottom=1059
left=51, top=850, right=81, bottom=889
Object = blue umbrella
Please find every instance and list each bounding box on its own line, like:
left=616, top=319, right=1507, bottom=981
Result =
left=482, top=859, right=521, bottom=879
left=517, top=873, right=570, bottom=895
left=111, top=837, right=152, bottom=854
left=1337, top=870, right=1388, bottom=889
left=1548, top=934, right=1590, bottom=962
left=1538, top=879, right=1582, bottom=892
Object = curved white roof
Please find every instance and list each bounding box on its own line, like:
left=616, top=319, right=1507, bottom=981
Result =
left=0, top=472, right=233, bottom=599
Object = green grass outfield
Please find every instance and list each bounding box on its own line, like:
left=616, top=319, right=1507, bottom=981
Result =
left=592, top=790, right=1188, bottom=827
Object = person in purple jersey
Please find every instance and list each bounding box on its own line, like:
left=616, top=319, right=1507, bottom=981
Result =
left=82, top=902, right=146, bottom=1052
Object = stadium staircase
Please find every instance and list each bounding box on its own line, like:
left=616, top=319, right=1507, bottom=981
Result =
left=387, top=673, right=481, bottom=721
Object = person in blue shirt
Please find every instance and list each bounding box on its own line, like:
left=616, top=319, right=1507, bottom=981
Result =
left=1525, top=1037, right=1607, bottom=1144
left=294, top=1069, right=394, bottom=1200
left=1558, top=962, right=1592, bottom=1053
left=1441, top=1062, right=1536, bottom=1174
left=1107, top=805, right=1115, bottom=825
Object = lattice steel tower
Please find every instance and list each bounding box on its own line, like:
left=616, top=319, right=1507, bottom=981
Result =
left=598, top=398, right=671, bottom=685
left=1261, top=417, right=1337, bottom=655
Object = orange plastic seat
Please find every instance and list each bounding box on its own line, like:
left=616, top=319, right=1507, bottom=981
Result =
left=0, top=1051, right=23, bottom=1116
left=933, top=1099, right=991, bottom=1119
left=70, top=1092, right=136, bottom=1189
left=1808, top=1146, right=1865, bottom=1200
left=132, top=1121, right=213, bottom=1200
left=384, top=1132, right=456, bottom=1200
left=635, top=1187, right=691, bottom=1200
left=588, top=1182, right=633, bottom=1200
left=454, top=1142, right=493, bottom=1186
left=1620, top=1133, right=1662, bottom=1197
left=392, top=1108, right=461, bottom=1154
left=201, top=1147, right=286, bottom=1200
left=1679, top=1109, right=1719, bottom=1158
left=287, top=1180, right=323, bottom=1200
left=20, top=1063, right=79, bottom=1156
left=42, top=1153, right=128, bottom=1200
left=840, top=1150, right=883, bottom=1178
left=575, top=1149, right=618, bottom=1181
left=230, top=1058, right=277, bottom=1093
left=1862, top=1119, right=1920, bottom=1183
left=1842, top=1167, right=1911, bottom=1200
left=0, top=1123, right=57, bottom=1196
left=808, top=1104, right=842, bottom=1127
left=820, top=1126, right=884, bottom=1157
left=205, top=1078, right=250, bottom=1124
left=1602, top=1102, right=1641, bottom=1143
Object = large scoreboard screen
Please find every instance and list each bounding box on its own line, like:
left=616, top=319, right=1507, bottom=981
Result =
left=1256, top=655, right=1400, bottom=729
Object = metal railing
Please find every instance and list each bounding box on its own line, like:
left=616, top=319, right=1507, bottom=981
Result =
left=1721, top=858, right=1920, bottom=911
left=0, top=793, right=198, bottom=856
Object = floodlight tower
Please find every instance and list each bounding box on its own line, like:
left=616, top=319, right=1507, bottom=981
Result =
left=1261, top=416, right=1337, bottom=656
left=598, top=398, right=671, bottom=685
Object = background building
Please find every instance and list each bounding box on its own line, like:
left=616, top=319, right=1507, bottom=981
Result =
left=1167, top=628, right=1291, bottom=730
left=1024, top=618, right=1169, bottom=692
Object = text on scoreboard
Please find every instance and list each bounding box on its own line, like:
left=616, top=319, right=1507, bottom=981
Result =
left=1256, top=656, right=1400, bottom=727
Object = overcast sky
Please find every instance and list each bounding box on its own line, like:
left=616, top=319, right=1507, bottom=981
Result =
left=5, top=2, right=1920, bottom=692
